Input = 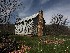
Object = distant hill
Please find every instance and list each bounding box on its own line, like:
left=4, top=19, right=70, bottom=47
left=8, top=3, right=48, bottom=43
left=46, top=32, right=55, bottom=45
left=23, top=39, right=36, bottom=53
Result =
left=45, top=24, right=70, bottom=36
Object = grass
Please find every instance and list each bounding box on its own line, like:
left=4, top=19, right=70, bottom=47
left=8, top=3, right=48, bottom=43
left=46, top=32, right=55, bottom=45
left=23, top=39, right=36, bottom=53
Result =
left=10, top=35, right=70, bottom=53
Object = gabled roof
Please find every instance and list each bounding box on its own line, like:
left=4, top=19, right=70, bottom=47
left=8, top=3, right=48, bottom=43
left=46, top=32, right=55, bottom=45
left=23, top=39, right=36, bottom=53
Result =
left=16, top=13, right=39, bottom=23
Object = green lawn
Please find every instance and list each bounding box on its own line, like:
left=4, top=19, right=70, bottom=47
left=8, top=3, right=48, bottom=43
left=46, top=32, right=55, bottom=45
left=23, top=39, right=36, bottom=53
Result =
left=10, top=35, right=70, bottom=53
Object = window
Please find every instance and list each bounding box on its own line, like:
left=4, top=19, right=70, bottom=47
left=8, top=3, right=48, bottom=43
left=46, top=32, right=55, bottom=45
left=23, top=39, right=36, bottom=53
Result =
left=21, top=21, right=24, bottom=25
left=28, top=28, right=29, bottom=32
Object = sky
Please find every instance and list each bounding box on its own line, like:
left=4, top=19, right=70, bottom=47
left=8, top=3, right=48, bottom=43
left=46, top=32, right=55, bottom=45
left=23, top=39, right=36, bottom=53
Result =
left=13, top=0, right=70, bottom=25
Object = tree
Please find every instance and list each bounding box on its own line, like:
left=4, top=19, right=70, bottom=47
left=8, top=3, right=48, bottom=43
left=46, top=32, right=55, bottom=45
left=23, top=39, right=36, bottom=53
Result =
left=0, top=0, right=23, bottom=24
left=50, top=14, right=68, bottom=25
left=50, top=14, right=69, bottom=35
left=0, top=0, right=24, bottom=35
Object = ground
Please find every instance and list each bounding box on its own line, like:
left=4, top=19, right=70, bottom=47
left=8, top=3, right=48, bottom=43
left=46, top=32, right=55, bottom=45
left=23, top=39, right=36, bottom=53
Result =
left=10, top=35, right=70, bottom=53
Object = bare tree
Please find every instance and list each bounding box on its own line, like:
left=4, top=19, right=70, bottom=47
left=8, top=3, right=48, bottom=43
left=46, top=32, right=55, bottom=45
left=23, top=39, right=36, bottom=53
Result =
left=50, top=14, right=69, bottom=35
left=0, top=0, right=23, bottom=24
left=50, top=14, right=68, bottom=26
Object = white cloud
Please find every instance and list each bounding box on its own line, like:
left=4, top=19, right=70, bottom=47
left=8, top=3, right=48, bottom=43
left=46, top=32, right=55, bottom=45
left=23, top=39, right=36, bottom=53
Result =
left=17, top=0, right=33, bottom=18
left=40, top=0, right=50, bottom=4
left=44, top=4, right=70, bottom=25
left=18, top=13, right=26, bottom=17
left=22, top=0, right=33, bottom=12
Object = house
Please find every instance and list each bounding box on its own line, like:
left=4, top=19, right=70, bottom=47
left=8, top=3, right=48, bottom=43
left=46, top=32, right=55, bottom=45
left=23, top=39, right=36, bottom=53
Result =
left=15, top=10, right=46, bottom=36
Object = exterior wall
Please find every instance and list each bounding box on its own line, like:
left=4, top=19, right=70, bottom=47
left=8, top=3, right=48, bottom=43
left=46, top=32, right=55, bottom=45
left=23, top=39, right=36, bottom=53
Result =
left=15, top=13, right=39, bottom=35
left=15, top=10, right=45, bottom=36
left=15, top=19, right=33, bottom=35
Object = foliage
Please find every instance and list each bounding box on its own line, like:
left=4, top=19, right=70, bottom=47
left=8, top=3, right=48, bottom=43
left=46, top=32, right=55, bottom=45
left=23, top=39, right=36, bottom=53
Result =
left=47, top=14, right=70, bottom=35
left=45, top=25, right=70, bottom=35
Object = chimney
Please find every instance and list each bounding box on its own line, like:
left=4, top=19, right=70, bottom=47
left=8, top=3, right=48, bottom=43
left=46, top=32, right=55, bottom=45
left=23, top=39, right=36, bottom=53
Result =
left=38, top=10, right=44, bottom=36
left=39, top=10, right=43, bottom=16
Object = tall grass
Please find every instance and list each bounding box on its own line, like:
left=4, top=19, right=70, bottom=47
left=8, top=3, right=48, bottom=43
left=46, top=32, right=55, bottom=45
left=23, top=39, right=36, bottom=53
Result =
left=10, top=35, right=70, bottom=53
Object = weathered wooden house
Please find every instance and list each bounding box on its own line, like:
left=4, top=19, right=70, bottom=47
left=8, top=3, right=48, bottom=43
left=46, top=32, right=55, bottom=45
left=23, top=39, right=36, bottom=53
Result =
left=15, top=10, right=46, bottom=36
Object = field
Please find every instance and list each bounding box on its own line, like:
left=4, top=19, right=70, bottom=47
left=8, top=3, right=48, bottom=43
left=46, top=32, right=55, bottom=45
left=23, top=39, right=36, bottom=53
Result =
left=10, top=35, right=70, bottom=53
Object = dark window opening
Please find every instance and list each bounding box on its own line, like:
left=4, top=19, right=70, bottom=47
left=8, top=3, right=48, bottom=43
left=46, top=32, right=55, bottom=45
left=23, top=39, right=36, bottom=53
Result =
left=21, top=21, right=24, bottom=25
left=28, top=28, right=29, bottom=32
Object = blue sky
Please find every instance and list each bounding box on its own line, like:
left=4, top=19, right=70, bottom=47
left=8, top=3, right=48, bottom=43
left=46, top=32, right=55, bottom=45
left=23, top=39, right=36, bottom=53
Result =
left=13, top=0, right=70, bottom=25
